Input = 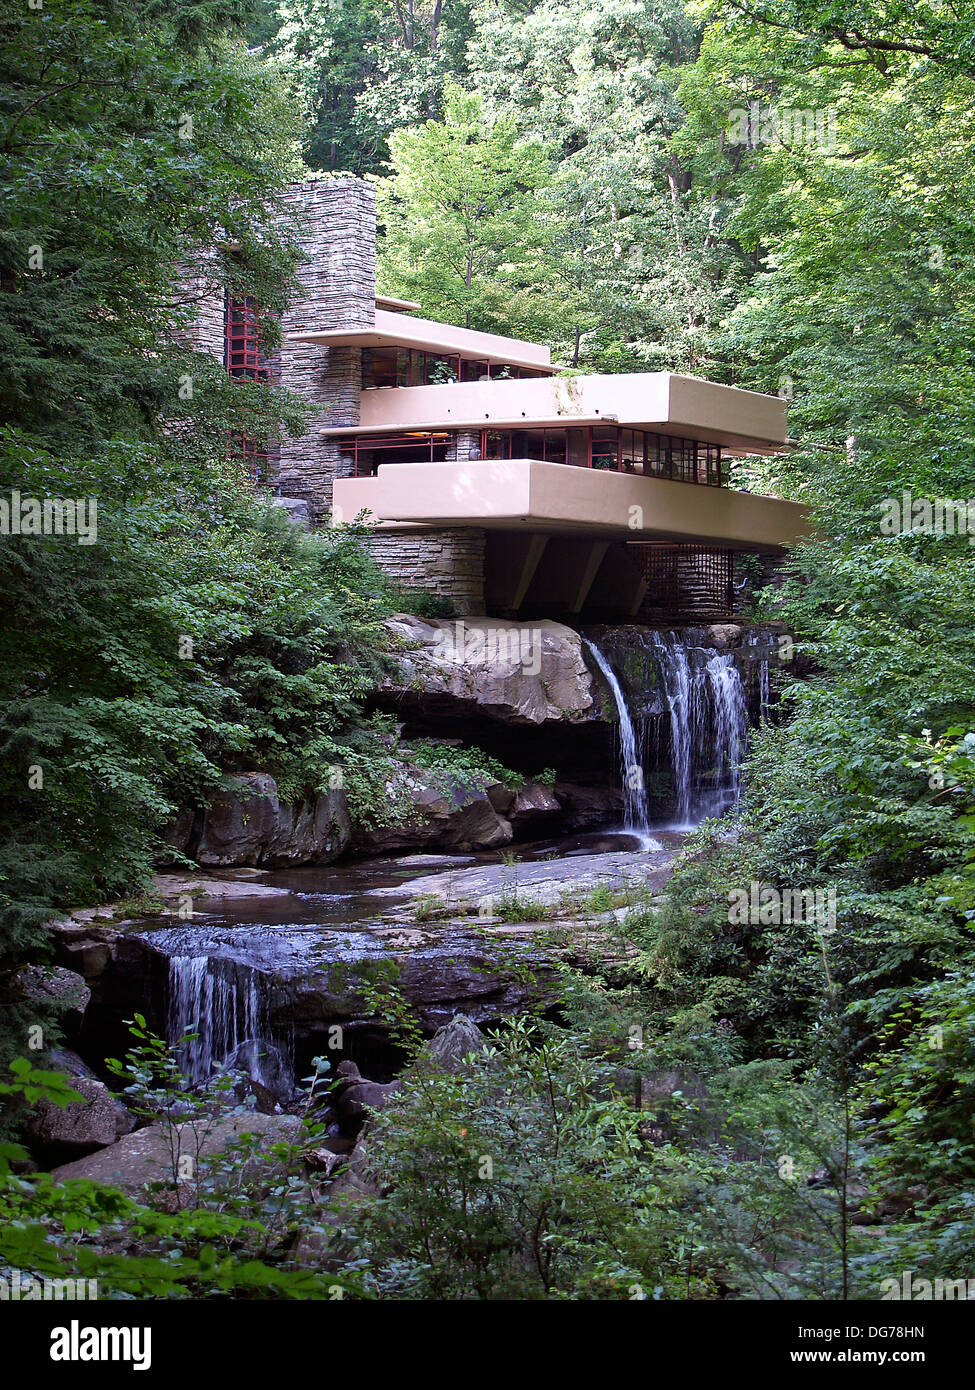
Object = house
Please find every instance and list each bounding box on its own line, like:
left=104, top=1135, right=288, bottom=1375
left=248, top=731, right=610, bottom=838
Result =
left=186, top=176, right=810, bottom=620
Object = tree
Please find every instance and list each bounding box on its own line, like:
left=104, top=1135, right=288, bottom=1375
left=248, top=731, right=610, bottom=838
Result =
left=0, top=0, right=395, bottom=1084
left=377, top=82, right=551, bottom=332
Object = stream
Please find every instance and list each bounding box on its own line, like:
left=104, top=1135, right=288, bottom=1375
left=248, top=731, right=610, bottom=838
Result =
left=130, top=627, right=769, bottom=1097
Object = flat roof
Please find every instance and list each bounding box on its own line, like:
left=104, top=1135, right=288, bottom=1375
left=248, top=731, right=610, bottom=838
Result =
left=374, top=294, right=422, bottom=312
left=288, top=308, right=556, bottom=372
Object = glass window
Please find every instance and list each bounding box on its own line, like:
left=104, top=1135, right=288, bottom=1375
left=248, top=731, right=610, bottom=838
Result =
left=361, top=347, right=401, bottom=390
left=461, top=359, right=490, bottom=382
left=482, top=430, right=511, bottom=460
left=592, top=426, right=619, bottom=470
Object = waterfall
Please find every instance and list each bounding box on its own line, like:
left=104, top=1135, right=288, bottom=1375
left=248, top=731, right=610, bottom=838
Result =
left=583, top=638, right=656, bottom=843
left=591, top=627, right=756, bottom=830
left=166, top=953, right=291, bottom=1096
left=649, top=631, right=750, bottom=826
left=649, top=632, right=694, bottom=825
left=699, top=645, right=750, bottom=820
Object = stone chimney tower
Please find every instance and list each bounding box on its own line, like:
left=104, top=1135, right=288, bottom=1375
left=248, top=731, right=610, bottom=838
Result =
left=275, top=178, right=376, bottom=522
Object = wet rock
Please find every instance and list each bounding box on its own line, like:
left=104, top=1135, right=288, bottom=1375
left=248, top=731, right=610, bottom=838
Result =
left=352, top=762, right=512, bottom=855
left=28, top=1051, right=135, bottom=1157
left=552, top=782, right=623, bottom=831
left=152, top=872, right=293, bottom=902
left=275, top=939, right=555, bottom=1035
left=509, top=781, right=561, bottom=826
left=58, top=938, right=113, bottom=982
left=380, top=616, right=601, bottom=725
left=195, top=774, right=351, bottom=868
left=336, top=1079, right=399, bottom=1123
left=162, top=809, right=195, bottom=856
left=375, top=846, right=666, bottom=912
left=706, top=624, right=743, bottom=648
left=14, top=966, right=90, bottom=1038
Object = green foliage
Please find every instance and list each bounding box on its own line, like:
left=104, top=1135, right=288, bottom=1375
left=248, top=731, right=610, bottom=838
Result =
left=377, top=83, right=551, bottom=333
left=407, top=739, right=523, bottom=792
left=0, top=1027, right=356, bottom=1298
left=0, top=0, right=397, bottom=1088
left=338, top=1020, right=701, bottom=1299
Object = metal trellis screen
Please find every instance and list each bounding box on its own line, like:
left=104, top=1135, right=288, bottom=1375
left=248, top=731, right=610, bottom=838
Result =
left=631, top=543, right=737, bottom=621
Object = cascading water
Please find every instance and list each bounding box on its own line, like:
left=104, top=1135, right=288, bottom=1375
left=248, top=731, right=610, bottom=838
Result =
left=166, top=951, right=291, bottom=1097
left=649, top=632, right=694, bottom=825
left=583, top=638, right=658, bottom=847
left=590, top=627, right=765, bottom=831
left=700, top=643, right=750, bottom=819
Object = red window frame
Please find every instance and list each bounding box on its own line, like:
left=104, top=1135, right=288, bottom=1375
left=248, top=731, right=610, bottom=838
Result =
left=337, top=427, right=723, bottom=485
left=224, top=293, right=274, bottom=484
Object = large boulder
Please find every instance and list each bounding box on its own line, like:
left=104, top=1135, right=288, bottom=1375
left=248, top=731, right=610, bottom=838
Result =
left=552, top=782, right=623, bottom=831
left=14, top=965, right=91, bottom=1038
left=195, top=774, right=351, bottom=868
left=275, top=936, right=555, bottom=1034
left=28, top=1050, right=135, bottom=1157
left=508, top=781, right=561, bottom=827
left=380, top=616, right=601, bottom=725
left=49, top=1111, right=300, bottom=1196
left=423, top=1015, right=487, bottom=1073
left=331, top=1061, right=400, bottom=1124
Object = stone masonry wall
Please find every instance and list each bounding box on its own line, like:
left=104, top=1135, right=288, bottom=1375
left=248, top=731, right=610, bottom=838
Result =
left=276, top=178, right=377, bottom=522
left=445, top=430, right=482, bottom=462
left=365, top=529, right=486, bottom=616
left=175, top=252, right=224, bottom=358
left=173, top=181, right=490, bottom=614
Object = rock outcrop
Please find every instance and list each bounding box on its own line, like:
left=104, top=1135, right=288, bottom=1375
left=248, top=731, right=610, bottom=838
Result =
left=28, top=1049, right=135, bottom=1157
left=13, top=965, right=91, bottom=1039
left=380, top=615, right=603, bottom=725
left=163, top=774, right=352, bottom=868
left=352, top=761, right=513, bottom=855
left=422, top=1015, right=487, bottom=1073
left=50, top=1112, right=300, bottom=1196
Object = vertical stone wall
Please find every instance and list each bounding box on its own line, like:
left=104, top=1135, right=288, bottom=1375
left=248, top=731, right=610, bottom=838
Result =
left=276, top=178, right=377, bottom=522
left=445, top=430, right=482, bottom=462
left=174, top=253, right=224, bottom=359
left=363, top=529, right=486, bottom=616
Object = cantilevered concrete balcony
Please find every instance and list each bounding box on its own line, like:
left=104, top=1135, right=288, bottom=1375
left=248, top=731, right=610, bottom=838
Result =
left=333, top=458, right=810, bottom=552
left=336, top=371, right=786, bottom=454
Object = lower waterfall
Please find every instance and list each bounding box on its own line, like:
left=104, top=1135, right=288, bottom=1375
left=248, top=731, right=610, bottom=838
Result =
left=166, top=951, right=291, bottom=1096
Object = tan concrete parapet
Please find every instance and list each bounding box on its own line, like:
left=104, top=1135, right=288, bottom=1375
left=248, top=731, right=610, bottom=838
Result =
left=290, top=309, right=555, bottom=372
left=335, top=372, right=786, bottom=453
left=333, top=458, right=810, bottom=552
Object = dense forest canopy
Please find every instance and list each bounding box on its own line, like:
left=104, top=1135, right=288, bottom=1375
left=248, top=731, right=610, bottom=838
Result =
left=1, top=0, right=974, bottom=1310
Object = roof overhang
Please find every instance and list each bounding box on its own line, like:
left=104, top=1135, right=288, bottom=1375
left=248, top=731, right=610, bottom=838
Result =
left=288, top=309, right=556, bottom=372
left=375, top=294, right=422, bottom=312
